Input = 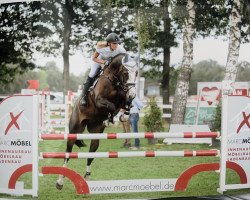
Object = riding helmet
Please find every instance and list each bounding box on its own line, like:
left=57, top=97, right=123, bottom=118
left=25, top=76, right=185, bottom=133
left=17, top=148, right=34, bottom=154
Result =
left=106, top=33, right=121, bottom=44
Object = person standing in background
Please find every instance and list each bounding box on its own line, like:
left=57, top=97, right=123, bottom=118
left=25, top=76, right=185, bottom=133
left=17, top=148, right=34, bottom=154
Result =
left=129, top=96, right=144, bottom=150
left=119, top=109, right=131, bottom=148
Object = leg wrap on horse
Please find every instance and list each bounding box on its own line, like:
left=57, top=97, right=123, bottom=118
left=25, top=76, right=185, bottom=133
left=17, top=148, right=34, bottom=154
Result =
left=80, top=76, right=95, bottom=106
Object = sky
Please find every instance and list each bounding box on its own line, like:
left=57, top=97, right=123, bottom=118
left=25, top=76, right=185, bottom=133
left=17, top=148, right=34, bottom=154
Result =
left=35, top=37, right=250, bottom=76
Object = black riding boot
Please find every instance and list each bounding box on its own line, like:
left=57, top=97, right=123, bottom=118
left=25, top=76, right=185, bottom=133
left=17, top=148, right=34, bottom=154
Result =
left=79, top=76, right=94, bottom=106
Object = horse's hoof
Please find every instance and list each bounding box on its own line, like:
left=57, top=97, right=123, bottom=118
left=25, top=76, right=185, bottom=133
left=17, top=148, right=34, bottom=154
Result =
left=56, top=182, right=63, bottom=190
left=84, top=172, right=91, bottom=181
left=84, top=175, right=91, bottom=181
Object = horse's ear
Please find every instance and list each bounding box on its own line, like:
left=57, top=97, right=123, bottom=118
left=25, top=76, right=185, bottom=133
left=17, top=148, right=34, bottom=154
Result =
left=122, top=54, right=137, bottom=69
left=122, top=54, right=129, bottom=64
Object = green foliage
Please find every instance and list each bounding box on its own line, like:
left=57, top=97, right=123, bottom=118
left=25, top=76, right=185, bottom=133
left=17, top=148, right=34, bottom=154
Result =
left=172, top=0, right=229, bottom=37
left=169, top=66, right=179, bottom=95
left=37, top=70, right=49, bottom=90
left=236, top=61, right=250, bottom=81
left=134, top=9, right=156, bottom=52
left=188, top=60, right=250, bottom=95
left=34, top=0, right=92, bottom=56
left=143, top=97, right=163, bottom=132
left=189, top=60, right=225, bottom=95
left=0, top=62, right=84, bottom=94
left=0, top=2, right=43, bottom=84
left=211, top=100, right=221, bottom=132
left=0, top=70, right=38, bottom=94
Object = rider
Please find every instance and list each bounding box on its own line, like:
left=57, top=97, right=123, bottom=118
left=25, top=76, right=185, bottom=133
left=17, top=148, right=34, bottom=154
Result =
left=80, top=32, right=127, bottom=106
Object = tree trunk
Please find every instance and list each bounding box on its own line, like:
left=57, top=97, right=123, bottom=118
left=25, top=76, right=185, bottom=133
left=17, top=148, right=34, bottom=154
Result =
left=224, top=0, right=243, bottom=81
left=162, top=47, right=170, bottom=103
left=171, top=0, right=195, bottom=124
left=161, top=0, right=171, bottom=124
left=162, top=2, right=170, bottom=106
left=62, top=0, right=73, bottom=95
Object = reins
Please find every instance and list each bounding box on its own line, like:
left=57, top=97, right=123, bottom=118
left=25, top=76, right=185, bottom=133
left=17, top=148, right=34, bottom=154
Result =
left=102, top=63, right=133, bottom=93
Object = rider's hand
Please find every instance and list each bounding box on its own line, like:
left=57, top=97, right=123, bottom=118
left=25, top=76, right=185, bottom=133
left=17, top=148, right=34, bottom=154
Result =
left=104, top=60, right=110, bottom=66
left=104, top=57, right=112, bottom=66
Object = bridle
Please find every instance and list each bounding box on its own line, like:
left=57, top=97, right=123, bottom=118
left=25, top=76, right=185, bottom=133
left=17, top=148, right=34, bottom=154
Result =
left=117, top=65, right=137, bottom=92
left=102, top=64, right=136, bottom=93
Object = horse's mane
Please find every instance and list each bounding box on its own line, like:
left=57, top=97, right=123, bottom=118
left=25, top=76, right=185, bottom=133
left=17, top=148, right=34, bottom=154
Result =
left=109, top=53, right=126, bottom=68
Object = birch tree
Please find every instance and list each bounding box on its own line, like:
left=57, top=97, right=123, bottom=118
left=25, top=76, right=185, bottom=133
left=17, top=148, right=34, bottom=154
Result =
left=224, top=0, right=244, bottom=81
left=171, top=0, right=195, bottom=124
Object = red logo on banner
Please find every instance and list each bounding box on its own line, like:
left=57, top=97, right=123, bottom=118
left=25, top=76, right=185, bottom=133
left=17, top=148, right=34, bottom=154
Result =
left=237, top=112, right=250, bottom=133
left=234, top=89, right=247, bottom=96
left=201, top=87, right=221, bottom=105
left=5, top=110, right=24, bottom=135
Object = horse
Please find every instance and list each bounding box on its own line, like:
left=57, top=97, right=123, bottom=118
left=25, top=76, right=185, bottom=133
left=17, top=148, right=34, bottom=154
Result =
left=56, top=53, right=138, bottom=190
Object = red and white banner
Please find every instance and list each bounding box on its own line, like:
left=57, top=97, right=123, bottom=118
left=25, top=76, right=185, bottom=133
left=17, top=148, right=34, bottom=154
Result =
left=0, top=95, right=38, bottom=197
left=220, top=93, right=250, bottom=192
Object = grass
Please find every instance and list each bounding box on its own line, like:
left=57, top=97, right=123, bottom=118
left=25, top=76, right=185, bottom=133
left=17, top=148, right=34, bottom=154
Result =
left=1, top=123, right=250, bottom=200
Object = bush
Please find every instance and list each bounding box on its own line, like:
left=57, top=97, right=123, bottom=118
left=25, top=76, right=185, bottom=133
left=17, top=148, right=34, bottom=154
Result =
left=211, top=100, right=221, bottom=132
left=143, top=97, right=164, bottom=144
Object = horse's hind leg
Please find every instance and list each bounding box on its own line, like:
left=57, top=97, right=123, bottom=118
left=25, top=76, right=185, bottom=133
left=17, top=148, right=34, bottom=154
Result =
left=56, top=108, right=87, bottom=190
left=84, top=139, right=99, bottom=180
left=84, top=122, right=105, bottom=180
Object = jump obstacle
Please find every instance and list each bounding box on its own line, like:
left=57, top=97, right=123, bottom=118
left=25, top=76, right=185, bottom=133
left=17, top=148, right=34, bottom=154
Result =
left=1, top=81, right=250, bottom=196
left=39, top=90, right=74, bottom=134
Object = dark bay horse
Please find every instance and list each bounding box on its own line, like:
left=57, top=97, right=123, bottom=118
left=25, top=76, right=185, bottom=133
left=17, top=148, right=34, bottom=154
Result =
left=56, top=53, right=138, bottom=189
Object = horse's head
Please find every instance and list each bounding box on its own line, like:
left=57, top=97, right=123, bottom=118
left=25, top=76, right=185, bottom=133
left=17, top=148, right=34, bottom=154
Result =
left=121, top=54, right=138, bottom=101
left=107, top=53, right=138, bottom=103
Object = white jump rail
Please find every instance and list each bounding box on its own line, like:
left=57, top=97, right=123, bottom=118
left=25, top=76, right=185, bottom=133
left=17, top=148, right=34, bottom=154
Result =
left=40, top=150, right=220, bottom=159
left=40, top=132, right=220, bottom=140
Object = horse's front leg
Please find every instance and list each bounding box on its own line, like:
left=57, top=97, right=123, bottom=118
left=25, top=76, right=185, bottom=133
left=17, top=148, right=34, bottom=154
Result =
left=84, top=139, right=99, bottom=180
left=96, top=97, right=116, bottom=122
left=56, top=139, right=76, bottom=190
left=96, top=97, right=116, bottom=112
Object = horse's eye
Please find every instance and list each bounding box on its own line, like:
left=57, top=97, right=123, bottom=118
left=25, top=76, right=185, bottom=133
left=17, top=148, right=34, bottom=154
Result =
left=124, top=72, right=129, bottom=80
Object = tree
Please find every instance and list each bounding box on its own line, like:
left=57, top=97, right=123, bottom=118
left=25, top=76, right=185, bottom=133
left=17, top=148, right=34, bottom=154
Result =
left=170, top=0, right=233, bottom=124
left=34, top=0, right=93, bottom=94
left=0, top=2, right=44, bottom=84
left=224, top=0, right=244, bottom=81
left=143, top=97, right=163, bottom=144
left=171, top=0, right=196, bottom=124
left=189, top=60, right=225, bottom=94
left=236, top=61, right=250, bottom=81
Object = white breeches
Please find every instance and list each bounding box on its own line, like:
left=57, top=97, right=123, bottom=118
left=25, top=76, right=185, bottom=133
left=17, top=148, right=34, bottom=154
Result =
left=88, top=55, right=107, bottom=78
left=89, top=62, right=101, bottom=78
